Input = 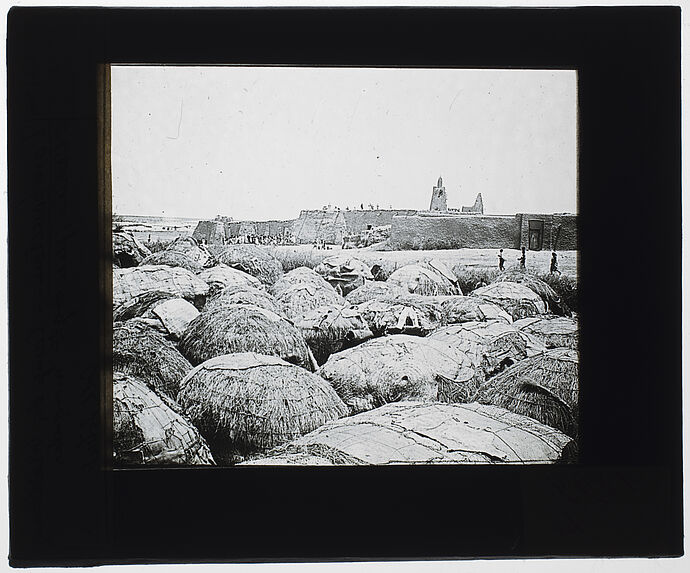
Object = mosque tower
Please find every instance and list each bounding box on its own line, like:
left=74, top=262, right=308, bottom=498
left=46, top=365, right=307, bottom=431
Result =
left=429, top=176, right=447, bottom=212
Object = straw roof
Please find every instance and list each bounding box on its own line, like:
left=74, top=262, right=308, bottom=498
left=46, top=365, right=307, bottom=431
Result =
left=113, top=265, right=209, bottom=309
left=244, top=401, right=575, bottom=465
left=470, top=281, right=547, bottom=320
left=344, top=281, right=409, bottom=304
left=196, top=264, right=263, bottom=297
left=493, top=270, right=570, bottom=316
left=178, top=304, right=315, bottom=370
left=477, top=347, right=579, bottom=438
left=204, top=284, right=285, bottom=316
left=113, top=231, right=151, bottom=268
left=176, top=353, right=347, bottom=464
left=208, top=244, right=283, bottom=286
left=113, top=372, right=214, bottom=466
left=387, top=261, right=461, bottom=296
left=165, top=236, right=214, bottom=267
left=269, top=268, right=346, bottom=322
left=296, top=304, right=373, bottom=365
left=513, top=316, right=579, bottom=349
left=352, top=296, right=444, bottom=337
left=149, top=298, right=200, bottom=340
left=140, top=250, right=204, bottom=273
left=428, top=321, right=545, bottom=400
left=437, top=296, right=513, bottom=326
left=317, top=334, right=475, bottom=414
left=113, top=320, right=193, bottom=401
left=314, top=255, right=374, bottom=296
left=113, top=290, right=176, bottom=322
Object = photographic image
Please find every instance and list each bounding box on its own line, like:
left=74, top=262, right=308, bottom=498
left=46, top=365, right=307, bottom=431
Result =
left=111, top=65, right=579, bottom=467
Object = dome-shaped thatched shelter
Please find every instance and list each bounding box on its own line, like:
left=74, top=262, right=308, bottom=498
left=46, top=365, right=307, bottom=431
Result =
left=243, top=401, right=575, bottom=465
left=113, top=372, right=214, bottom=466
left=428, top=321, right=545, bottom=400
left=179, top=304, right=315, bottom=370
left=344, top=281, right=409, bottom=305
left=296, top=304, right=373, bottom=365
left=196, top=264, right=263, bottom=297
left=269, top=268, right=346, bottom=322
left=165, top=236, right=214, bottom=267
left=314, top=255, right=374, bottom=296
left=492, top=270, right=570, bottom=316
left=113, top=320, right=193, bottom=401
left=208, top=244, right=283, bottom=286
left=140, top=250, right=203, bottom=273
left=477, top=347, right=579, bottom=438
left=113, top=265, right=209, bottom=309
left=177, top=353, right=347, bottom=464
left=470, top=281, right=547, bottom=320
left=387, top=261, right=461, bottom=296
left=436, top=296, right=513, bottom=326
left=113, top=290, right=177, bottom=322
left=513, top=316, right=578, bottom=349
left=203, top=284, right=285, bottom=316
left=352, top=295, right=445, bottom=337
left=113, top=231, right=151, bottom=268
left=318, top=334, right=475, bottom=414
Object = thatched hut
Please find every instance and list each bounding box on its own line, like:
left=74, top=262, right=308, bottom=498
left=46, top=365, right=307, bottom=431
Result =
left=470, top=281, right=547, bottom=320
left=113, top=265, right=209, bottom=309
left=112, top=231, right=151, bottom=268
left=269, top=267, right=346, bottom=322
left=437, top=296, right=513, bottom=325
left=179, top=304, right=315, bottom=370
left=493, top=270, right=570, bottom=316
left=113, top=320, right=193, bottom=401
left=243, top=401, right=576, bottom=465
left=513, top=316, right=579, bottom=349
left=477, top=347, right=579, bottom=438
left=314, top=255, right=374, bottom=296
left=208, top=244, right=283, bottom=286
left=317, top=334, right=475, bottom=414
left=387, top=260, right=461, bottom=296
left=296, top=304, right=373, bottom=365
left=344, top=281, right=409, bottom=305
left=352, top=296, right=444, bottom=337
left=204, top=284, right=285, bottom=316
left=148, top=298, right=200, bottom=340
left=176, top=353, right=347, bottom=464
left=196, top=264, right=263, bottom=297
left=165, top=236, right=214, bottom=267
left=113, top=372, right=214, bottom=466
left=428, top=321, right=545, bottom=400
left=113, top=290, right=176, bottom=322
left=140, top=250, right=203, bottom=273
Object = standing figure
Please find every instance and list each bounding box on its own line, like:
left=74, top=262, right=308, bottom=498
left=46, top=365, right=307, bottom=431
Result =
left=498, top=249, right=505, bottom=271
left=550, top=251, right=561, bottom=275
left=518, top=246, right=526, bottom=270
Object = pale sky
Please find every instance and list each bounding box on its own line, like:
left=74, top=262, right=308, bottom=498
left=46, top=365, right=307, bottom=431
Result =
left=111, top=66, right=577, bottom=220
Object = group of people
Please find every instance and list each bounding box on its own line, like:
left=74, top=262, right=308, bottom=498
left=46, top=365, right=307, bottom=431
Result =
left=497, top=247, right=561, bottom=274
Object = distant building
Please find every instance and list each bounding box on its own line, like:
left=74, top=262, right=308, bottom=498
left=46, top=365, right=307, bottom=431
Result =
left=429, top=176, right=447, bottom=212
left=461, top=193, right=484, bottom=214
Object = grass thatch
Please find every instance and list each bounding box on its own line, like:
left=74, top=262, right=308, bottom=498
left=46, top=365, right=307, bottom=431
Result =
left=538, top=272, right=578, bottom=313
left=176, top=353, right=348, bottom=464
left=344, top=281, right=409, bottom=304
left=113, top=290, right=177, bottom=322
left=140, top=250, right=204, bottom=273
left=477, top=347, right=579, bottom=438
left=113, top=265, right=210, bottom=309
left=351, top=295, right=445, bottom=337
left=113, top=231, right=151, bottom=268
left=317, top=334, right=475, bottom=414
left=113, top=372, right=215, bottom=466
left=470, top=281, right=547, bottom=320
left=314, top=255, right=374, bottom=296
left=492, top=269, right=570, bottom=316
left=113, top=320, right=193, bottom=401
left=428, top=321, right=545, bottom=401
left=178, top=304, right=315, bottom=370
left=244, top=401, right=575, bottom=465
left=296, top=304, right=373, bottom=365
left=204, top=284, right=285, bottom=316
left=196, top=264, right=263, bottom=297
left=451, top=265, right=501, bottom=294
left=165, top=236, right=214, bottom=267
left=513, top=316, right=578, bottom=349
left=269, top=267, right=346, bottom=322
left=387, top=261, right=461, bottom=296
left=437, top=296, right=513, bottom=326
left=208, top=244, right=283, bottom=286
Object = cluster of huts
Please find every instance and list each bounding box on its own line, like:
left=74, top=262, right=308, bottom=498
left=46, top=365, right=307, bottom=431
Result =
left=112, top=230, right=579, bottom=466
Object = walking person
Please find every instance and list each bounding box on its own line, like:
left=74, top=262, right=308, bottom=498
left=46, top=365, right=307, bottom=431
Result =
left=518, top=246, right=526, bottom=270
left=550, top=251, right=561, bottom=275
left=498, top=249, right=505, bottom=271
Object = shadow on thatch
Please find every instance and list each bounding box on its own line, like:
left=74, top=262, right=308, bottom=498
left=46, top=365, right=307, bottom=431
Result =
left=179, top=304, right=315, bottom=370
left=113, top=265, right=209, bottom=309
left=243, top=401, right=575, bottom=465
left=492, top=270, right=571, bottom=316
left=470, top=281, right=547, bottom=321
left=113, top=320, right=193, bottom=403
left=513, top=316, right=579, bottom=349
left=476, top=347, right=579, bottom=438
left=387, top=260, right=461, bottom=296
left=113, top=373, right=214, bottom=466
left=269, top=267, right=346, bottom=322
left=208, top=244, right=283, bottom=286
left=177, top=353, right=348, bottom=465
